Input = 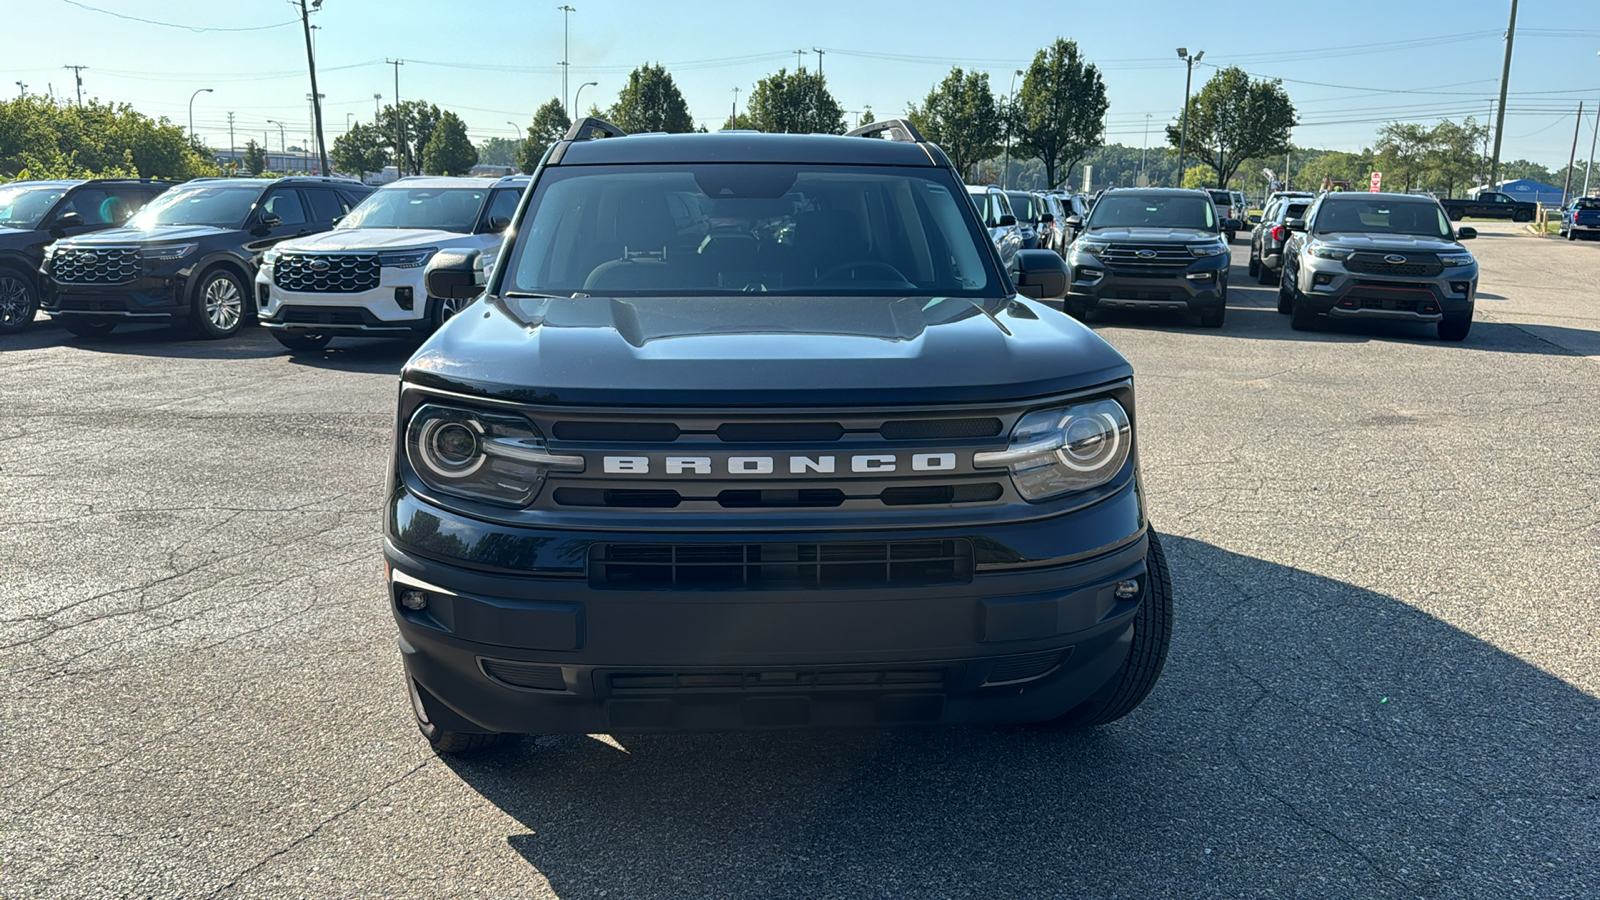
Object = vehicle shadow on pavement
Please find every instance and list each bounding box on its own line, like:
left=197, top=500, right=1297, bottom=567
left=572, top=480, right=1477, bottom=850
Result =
left=3, top=322, right=420, bottom=371
left=440, top=535, right=1600, bottom=898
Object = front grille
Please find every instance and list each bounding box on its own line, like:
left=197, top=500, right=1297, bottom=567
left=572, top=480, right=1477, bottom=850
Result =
left=1344, top=253, right=1442, bottom=277
left=280, top=306, right=369, bottom=326
left=52, top=296, right=132, bottom=312
left=609, top=668, right=946, bottom=692
left=984, top=650, right=1066, bottom=685
left=589, top=539, right=974, bottom=590
left=1337, top=285, right=1441, bottom=314
left=1108, top=288, right=1181, bottom=301
left=51, top=247, right=140, bottom=284
left=273, top=254, right=380, bottom=293
left=480, top=659, right=567, bottom=691
left=1097, top=244, right=1194, bottom=267
left=552, top=484, right=1002, bottom=510
left=549, top=417, right=1002, bottom=444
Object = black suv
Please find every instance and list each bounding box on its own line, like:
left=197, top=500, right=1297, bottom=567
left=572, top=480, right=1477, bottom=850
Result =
left=0, top=178, right=174, bottom=334
left=1248, top=194, right=1313, bottom=285
left=40, top=176, right=373, bottom=338
left=1063, top=188, right=1231, bottom=328
left=386, top=118, right=1173, bottom=753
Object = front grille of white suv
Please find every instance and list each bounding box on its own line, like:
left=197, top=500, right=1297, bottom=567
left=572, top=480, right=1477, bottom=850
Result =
left=273, top=254, right=381, bottom=293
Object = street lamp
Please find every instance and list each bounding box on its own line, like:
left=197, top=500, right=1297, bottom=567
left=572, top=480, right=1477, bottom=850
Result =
left=266, top=119, right=287, bottom=155
left=1003, top=69, right=1023, bottom=188
left=573, top=81, right=598, bottom=117
left=1176, top=48, right=1203, bottom=186
left=1141, top=113, right=1152, bottom=184
left=1585, top=50, right=1599, bottom=197
left=188, top=87, right=213, bottom=140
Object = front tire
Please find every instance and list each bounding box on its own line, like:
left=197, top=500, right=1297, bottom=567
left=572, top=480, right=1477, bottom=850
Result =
left=1513, top=210, right=1532, bottom=223
left=190, top=268, right=249, bottom=339
left=0, top=269, right=38, bottom=335
left=1247, top=252, right=1260, bottom=277
left=429, top=294, right=474, bottom=332
left=1257, top=260, right=1277, bottom=285
left=61, top=316, right=119, bottom=337
left=1448, top=208, right=1464, bottom=221
left=271, top=331, right=332, bottom=353
left=1437, top=313, right=1472, bottom=342
left=407, top=677, right=510, bottom=755
left=1034, top=530, right=1174, bottom=731
left=1566, top=225, right=1577, bottom=241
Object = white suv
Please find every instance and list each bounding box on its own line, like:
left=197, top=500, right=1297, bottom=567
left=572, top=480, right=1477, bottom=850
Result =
left=256, top=175, right=526, bottom=352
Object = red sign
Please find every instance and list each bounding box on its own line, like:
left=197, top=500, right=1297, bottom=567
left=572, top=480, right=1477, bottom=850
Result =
left=1369, top=172, right=1383, bottom=193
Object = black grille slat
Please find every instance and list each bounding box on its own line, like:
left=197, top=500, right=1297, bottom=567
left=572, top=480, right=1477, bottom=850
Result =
left=878, top=418, right=1002, bottom=440
left=984, top=651, right=1065, bottom=685
left=717, top=489, right=846, bottom=508
left=1097, top=244, right=1194, bottom=268
left=609, top=668, right=947, bottom=693
left=281, top=306, right=368, bottom=326
left=480, top=660, right=567, bottom=691
left=51, top=248, right=140, bottom=284
left=549, top=418, right=1002, bottom=443
left=1344, top=253, right=1442, bottom=278
left=553, top=422, right=682, bottom=442
left=273, top=254, right=381, bottom=293
left=589, top=539, right=973, bottom=590
left=717, top=422, right=846, bottom=442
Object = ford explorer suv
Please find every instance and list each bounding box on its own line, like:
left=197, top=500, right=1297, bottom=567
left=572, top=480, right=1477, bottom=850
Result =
left=255, top=175, right=526, bottom=353
left=1064, top=188, right=1231, bottom=328
left=41, top=176, right=372, bottom=339
left=1278, top=191, right=1478, bottom=341
left=0, top=178, right=173, bottom=334
left=966, top=184, right=1022, bottom=270
left=385, top=117, right=1172, bottom=753
left=1249, top=194, right=1312, bottom=284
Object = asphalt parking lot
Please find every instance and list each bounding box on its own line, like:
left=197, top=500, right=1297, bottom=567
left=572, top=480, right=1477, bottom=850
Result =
left=3, top=220, right=1597, bottom=898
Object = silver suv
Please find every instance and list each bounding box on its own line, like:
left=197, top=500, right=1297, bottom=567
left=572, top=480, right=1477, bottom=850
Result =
left=1278, top=192, right=1478, bottom=341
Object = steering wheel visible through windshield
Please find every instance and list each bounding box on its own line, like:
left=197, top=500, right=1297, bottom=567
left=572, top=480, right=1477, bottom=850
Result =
left=499, top=164, right=997, bottom=298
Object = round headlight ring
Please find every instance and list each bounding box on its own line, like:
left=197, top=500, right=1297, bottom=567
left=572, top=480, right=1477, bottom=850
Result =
left=415, top=415, right=486, bottom=478
left=1055, top=411, right=1122, bottom=472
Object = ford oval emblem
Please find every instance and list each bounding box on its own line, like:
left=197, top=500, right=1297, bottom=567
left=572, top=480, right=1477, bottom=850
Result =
left=81, top=252, right=96, bottom=263
left=1383, top=254, right=1408, bottom=264
left=310, top=259, right=330, bottom=272
left=1136, top=249, right=1157, bottom=260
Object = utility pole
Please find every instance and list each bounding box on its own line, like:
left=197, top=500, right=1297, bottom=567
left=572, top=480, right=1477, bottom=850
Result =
left=1003, top=69, right=1022, bottom=189
left=812, top=48, right=825, bottom=77
left=63, top=65, right=87, bottom=104
left=1490, top=0, right=1518, bottom=188
left=794, top=48, right=809, bottom=71
left=558, top=5, right=575, bottom=114
left=1562, top=102, right=1584, bottom=207
left=1176, top=49, right=1202, bottom=186
left=387, top=59, right=405, bottom=174
left=1140, top=113, right=1151, bottom=184
left=731, top=86, right=739, bottom=127
left=1585, top=92, right=1599, bottom=197
left=297, top=0, right=329, bottom=178
left=227, top=112, right=236, bottom=160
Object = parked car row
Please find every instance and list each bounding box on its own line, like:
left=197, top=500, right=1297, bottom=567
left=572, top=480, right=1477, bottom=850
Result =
left=964, top=184, right=1096, bottom=269
left=0, top=173, right=528, bottom=350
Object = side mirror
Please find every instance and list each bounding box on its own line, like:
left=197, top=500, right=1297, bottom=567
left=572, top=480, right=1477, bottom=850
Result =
left=331, top=214, right=345, bottom=226
left=1455, top=226, right=1477, bottom=240
left=1064, top=215, right=1084, bottom=228
left=488, top=215, right=512, bottom=233
left=1284, top=217, right=1307, bottom=232
left=996, top=214, right=1017, bottom=228
left=1039, top=212, right=1054, bottom=223
left=1249, top=214, right=1262, bottom=225
left=425, top=249, right=485, bottom=301
left=1012, top=249, right=1069, bottom=300
left=49, top=210, right=84, bottom=237
left=1225, top=217, right=1243, bottom=231
left=252, top=213, right=282, bottom=235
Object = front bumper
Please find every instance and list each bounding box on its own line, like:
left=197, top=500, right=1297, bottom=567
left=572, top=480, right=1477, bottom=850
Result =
left=40, top=274, right=187, bottom=318
left=386, top=481, right=1150, bottom=735
left=257, top=266, right=432, bottom=334
left=1297, top=257, right=1475, bottom=322
left=1065, top=253, right=1229, bottom=313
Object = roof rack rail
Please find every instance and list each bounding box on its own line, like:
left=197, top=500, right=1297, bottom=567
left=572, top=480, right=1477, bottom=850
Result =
left=564, top=116, right=627, bottom=142
left=845, top=118, right=924, bottom=143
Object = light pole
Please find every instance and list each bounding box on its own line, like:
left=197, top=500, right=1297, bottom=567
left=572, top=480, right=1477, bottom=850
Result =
left=1176, top=48, right=1203, bottom=186
left=373, top=93, right=382, bottom=121
left=1141, top=113, right=1151, bottom=184
left=188, top=87, right=213, bottom=141
left=558, top=5, right=575, bottom=114
left=573, top=81, right=597, bottom=117
left=1585, top=51, right=1599, bottom=197
left=1002, top=69, right=1022, bottom=188
left=266, top=119, right=287, bottom=155
left=15, top=82, right=26, bottom=98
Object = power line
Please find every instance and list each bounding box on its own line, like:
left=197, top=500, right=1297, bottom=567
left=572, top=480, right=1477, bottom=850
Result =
left=55, top=0, right=296, bottom=32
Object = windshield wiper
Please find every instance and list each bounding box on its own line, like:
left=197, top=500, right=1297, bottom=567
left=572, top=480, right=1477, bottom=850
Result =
left=503, top=290, right=588, bottom=299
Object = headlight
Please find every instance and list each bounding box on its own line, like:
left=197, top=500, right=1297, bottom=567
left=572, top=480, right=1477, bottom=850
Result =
left=378, top=248, right=438, bottom=269
left=1310, top=244, right=1353, bottom=261
left=405, top=404, right=582, bottom=507
left=141, top=243, right=197, bottom=261
left=1438, top=252, right=1475, bottom=267
left=974, top=400, right=1132, bottom=502
left=41, top=243, right=60, bottom=261
left=261, top=248, right=283, bottom=266
left=1188, top=242, right=1227, bottom=257
left=1073, top=240, right=1110, bottom=258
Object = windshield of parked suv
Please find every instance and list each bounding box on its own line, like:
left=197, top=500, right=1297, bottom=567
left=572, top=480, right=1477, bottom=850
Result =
left=0, top=184, right=68, bottom=230
left=338, top=187, right=486, bottom=231
left=1006, top=192, right=1037, bottom=221
left=503, top=164, right=996, bottom=297
left=1313, top=199, right=1451, bottom=238
left=128, top=186, right=262, bottom=229
left=1085, top=193, right=1216, bottom=230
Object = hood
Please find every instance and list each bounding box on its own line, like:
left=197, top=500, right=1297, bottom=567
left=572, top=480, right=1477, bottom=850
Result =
left=60, top=224, right=234, bottom=246
left=274, top=228, right=475, bottom=253
left=0, top=225, right=43, bottom=248
left=404, top=294, right=1132, bottom=407
left=1080, top=226, right=1221, bottom=243
left=1313, top=232, right=1465, bottom=252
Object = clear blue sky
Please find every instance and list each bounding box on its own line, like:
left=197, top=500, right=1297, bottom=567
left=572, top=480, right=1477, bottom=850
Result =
left=8, top=0, right=1600, bottom=169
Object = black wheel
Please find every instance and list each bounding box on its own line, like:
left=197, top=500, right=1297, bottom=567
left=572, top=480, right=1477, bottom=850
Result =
left=1226, top=229, right=1238, bottom=243
left=1258, top=260, right=1276, bottom=285
left=0, top=268, right=38, bottom=335
left=1199, top=303, right=1226, bottom=328
left=271, top=331, right=333, bottom=353
left=1513, top=210, right=1532, bottom=223
left=1247, top=252, right=1259, bottom=277
left=1289, top=295, right=1319, bottom=331
left=62, top=316, right=119, bottom=337
left=1447, top=208, right=1464, bottom=221
left=1034, top=530, right=1173, bottom=731
left=1276, top=267, right=1296, bottom=314
left=1565, top=225, right=1577, bottom=241
left=190, top=268, right=249, bottom=339
left=429, top=294, right=475, bottom=332
left=1437, top=313, right=1472, bottom=342
left=407, top=677, right=510, bottom=755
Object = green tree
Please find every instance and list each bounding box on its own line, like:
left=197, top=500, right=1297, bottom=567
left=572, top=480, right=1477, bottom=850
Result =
left=1180, top=164, right=1218, bottom=189
left=1011, top=39, right=1109, bottom=190
left=608, top=63, right=694, bottom=133
left=1425, top=117, right=1489, bottom=197
left=331, top=123, right=389, bottom=180
left=1372, top=121, right=1431, bottom=193
left=747, top=68, right=846, bottom=135
left=241, top=139, right=267, bottom=176
left=422, top=111, right=478, bottom=175
left=722, top=111, right=755, bottom=130
left=0, top=95, right=216, bottom=179
left=477, top=136, right=519, bottom=167
left=378, top=100, right=443, bottom=175
left=1293, top=149, right=1372, bottom=191
left=906, top=67, right=1002, bottom=182
left=1166, top=66, right=1296, bottom=189
left=515, top=99, right=570, bottom=173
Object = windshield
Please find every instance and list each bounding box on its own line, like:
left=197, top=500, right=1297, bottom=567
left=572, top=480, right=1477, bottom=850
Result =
left=1006, top=192, right=1037, bottom=220
left=1313, top=200, right=1450, bottom=238
left=1207, top=190, right=1232, bottom=205
left=0, top=185, right=68, bottom=230
left=128, top=186, right=261, bottom=229
left=1573, top=198, right=1600, bottom=210
left=502, top=164, right=996, bottom=298
left=1086, top=193, right=1216, bottom=230
left=339, top=187, right=486, bottom=231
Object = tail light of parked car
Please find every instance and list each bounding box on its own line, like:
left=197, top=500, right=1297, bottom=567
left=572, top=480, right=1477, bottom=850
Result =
left=1271, top=225, right=1286, bottom=242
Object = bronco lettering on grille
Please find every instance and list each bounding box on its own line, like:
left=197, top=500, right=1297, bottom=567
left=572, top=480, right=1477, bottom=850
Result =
left=602, top=453, right=961, bottom=475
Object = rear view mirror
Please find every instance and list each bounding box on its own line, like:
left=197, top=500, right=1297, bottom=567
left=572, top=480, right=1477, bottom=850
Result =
left=426, top=249, right=485, bottom=300
left=1012, top=249, right=1068, bottom=300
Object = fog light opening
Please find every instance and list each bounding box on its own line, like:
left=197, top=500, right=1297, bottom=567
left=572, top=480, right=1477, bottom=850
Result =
left=1114, top=579, right=1140, bottom=600
left=1313, top=273, right=1333, bottom=286
left=394, top=286, right=415, bottom=310
left=399, top=589, right=429, bottom=611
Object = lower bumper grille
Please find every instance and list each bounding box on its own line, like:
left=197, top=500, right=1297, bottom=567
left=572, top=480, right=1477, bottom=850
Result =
left=1337, top=285, right=1441, bottom=314
left=480, top=659, right=567, bottom=691
left=589, top=539, right=974, bottom=590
